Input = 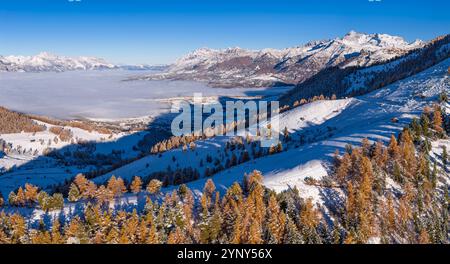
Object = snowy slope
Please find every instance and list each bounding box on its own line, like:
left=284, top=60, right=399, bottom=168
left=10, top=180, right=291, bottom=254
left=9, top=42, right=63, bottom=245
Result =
left=91, top=99, right=352, bottom=185
left=0, top=119, right=147, bottom=196
left=124, top=58, right=449, bottom=204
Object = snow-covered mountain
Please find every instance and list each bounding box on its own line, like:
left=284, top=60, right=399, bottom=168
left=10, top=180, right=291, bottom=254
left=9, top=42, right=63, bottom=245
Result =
left=0, top=52, right=118, bottom=72
left=0, top=52, right=169, bottom=72
left=280, top=33, right=450, bottom=105
left=138, top=31, right=424, bottom=87
left=118, top=64, right=169, bottom=71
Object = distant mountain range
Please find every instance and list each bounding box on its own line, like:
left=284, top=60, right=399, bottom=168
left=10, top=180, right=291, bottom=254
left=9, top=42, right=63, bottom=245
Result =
left=2, top=31, right=447, bottom=94
left=136, top=31, right=425, bottom=87
left=0, top=52, right=167, bottom=72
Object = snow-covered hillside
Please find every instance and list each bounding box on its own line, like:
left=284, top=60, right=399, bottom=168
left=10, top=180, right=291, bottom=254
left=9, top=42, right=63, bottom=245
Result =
left=138, top=31, right=423, bottom=87
left=113, top=58, right=449, bottom=204
left=0, top=119, right=149, bottom=196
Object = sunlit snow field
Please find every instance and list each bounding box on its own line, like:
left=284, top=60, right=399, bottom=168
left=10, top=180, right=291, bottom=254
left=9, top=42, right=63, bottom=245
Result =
left=0, top=70, right=289, bottom=120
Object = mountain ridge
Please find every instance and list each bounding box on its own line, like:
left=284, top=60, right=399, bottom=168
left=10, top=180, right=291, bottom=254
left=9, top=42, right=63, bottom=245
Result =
left=136, top=31, right=425, bottom=88
left=0, top=52, right=166, bottom=72
left=279, top=33, right=450, bottom=106
left=0, top=52, right=118, bottom=72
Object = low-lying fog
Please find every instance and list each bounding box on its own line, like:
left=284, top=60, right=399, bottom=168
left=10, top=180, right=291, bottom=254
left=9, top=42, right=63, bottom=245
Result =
left=0, top=70, right=290, bottom=120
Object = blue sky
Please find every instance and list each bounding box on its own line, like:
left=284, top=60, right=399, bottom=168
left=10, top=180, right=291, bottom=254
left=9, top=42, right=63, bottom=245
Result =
left=0, top=0, right=448, bottom=64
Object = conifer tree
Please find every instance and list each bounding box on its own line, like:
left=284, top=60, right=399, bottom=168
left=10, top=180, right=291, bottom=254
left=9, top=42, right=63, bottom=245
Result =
left=147, top=179, right=163, bottom=195
left=93, top=231, right=105, bottom=244
left=397, top=196, right=411, bottom=232
left=431, top=161, right=438, bottom=188
left=95, top=185, right=113, bottom=205
left=439, top=91, right=448, bottom=103
left=199, top=191, right=213, bottom=244
left=276, top=142, right=283, bottom=152
left=372, top=141, right=386, bottom=168
left=107, top=176, right=117, bottom=194
left=51, top=219, right=64, bottom=244
left=283, top=127, right=289, bottom=142
left=399, top=130, right=417, bottom=178
left=357, top=157, right=375, bottom=242
left=10, top=213, right=27, bottom=243
left=418, top=229, right=430, bottom=244
left=421, top=113, right=430, bottom=137
left=433, top=107, right=443, bottom=134
left=333, top=149, right=341, bottom=168
left=248, top=218, right=263, bottom=244
left=184, top=212, right=195, bottom=241
left=116, top=177, right=127, bottom=197
left=222, top=183, right=243, bottom=241
left=299, top=198, right=320, bottom=243
left=283, top=216, right=303, bottom=244
left=51, top=193, right=64, bottom=210
left=386, top=193, right=396, bottom=232
left=74, top=174, right=89, bottom=195
left=65, top=216, right=89, bottom=244
left=130, top=176, right=143, bottom=194
left=209, top=200, right=223, bottom=243
left=241, top=150, right=250, bottom=163
left=331, top=219, right=341, bottom=244
left=442, top=146, right=448, bottom=167
left=24, top=183, right=38, bottom=205
left=344, top=181, right=356, bottom=232
left=68, top=183, right=81, bottom=202
left=37, top=191, right=49, bottom=210
left=336, top=152, right=351, bottom=183
left=411, top=117, right=422, bottom=141
left=203, top=179, right=216, bottom=200
left=85, top=181, right=98, bottom=200
left=393, top=161, right=402, bottom=183
left=16, top=187, right=26, bottom=207
left=361, top=138, right=371, bottom=157
left=230, top=210, right=243, bottom=244
left=343, top=231, right=356, bottom=244
left=266, top=194, right=286, bottom=243
left=106, top=225, right=119, bottom=244
left=147, top=219, right=159, bottom=244
left=388, top=134, right=400, bottom=160
left=268, top=144, right=276, bottom=155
